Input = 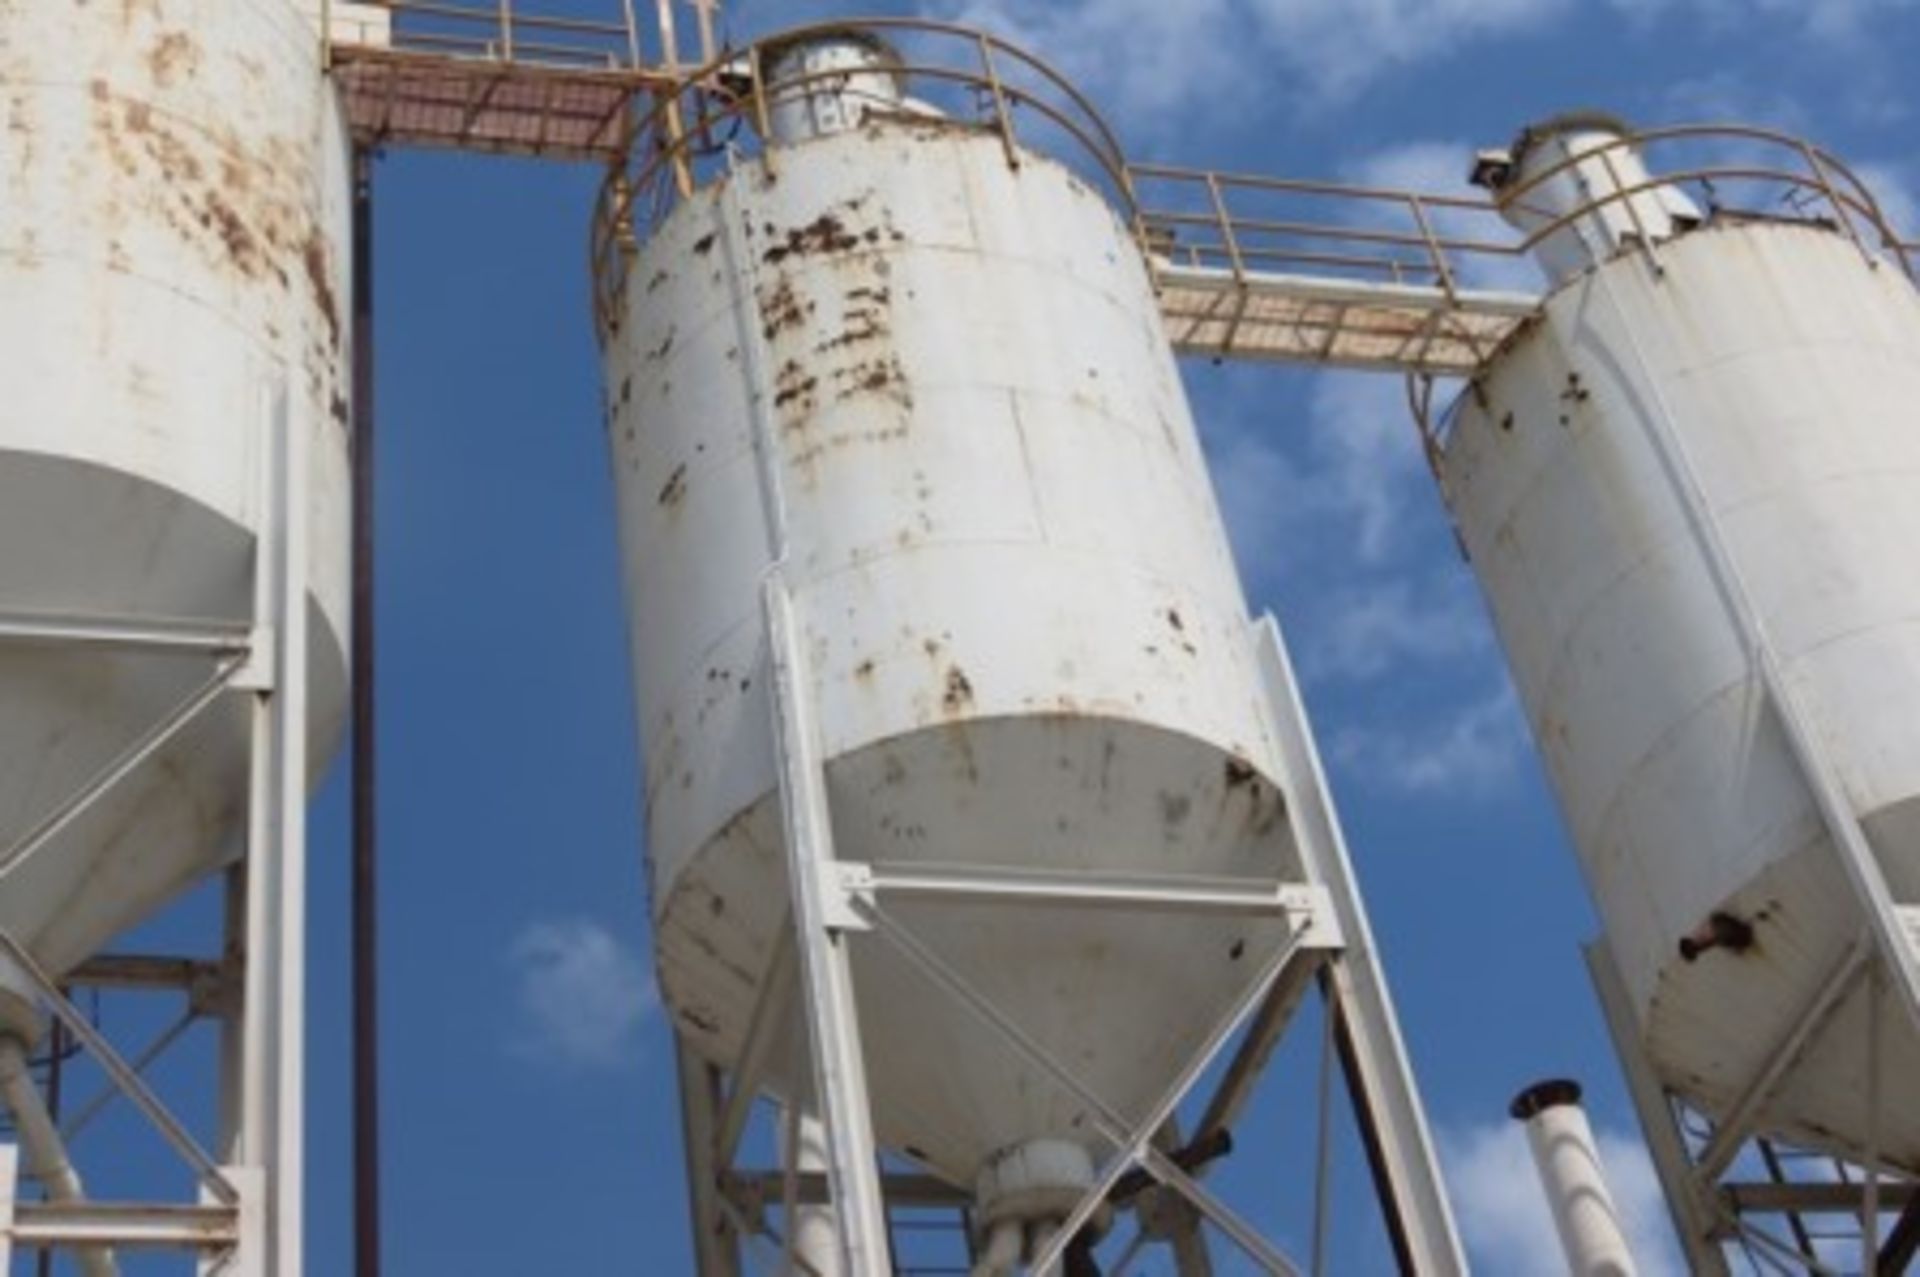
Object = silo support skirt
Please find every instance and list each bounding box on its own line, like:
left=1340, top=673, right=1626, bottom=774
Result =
left=690, top=579, right=1469, bottom=1276
left=0, top=379, right=319, bottom=1277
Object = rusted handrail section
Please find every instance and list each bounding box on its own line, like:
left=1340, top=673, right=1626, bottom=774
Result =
left=1135, top=123, right=1915, bottom=316
left=588, top=17, right=1134, bottom=341
left=326, top=0, right=652, bottom=71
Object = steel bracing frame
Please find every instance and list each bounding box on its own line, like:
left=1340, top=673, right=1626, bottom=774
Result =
left=666, top=578, right=1466, bottom=1275
left=1590, top=936, right=1920, bottom=1275
left=0, top=378, right=314, bottom=1275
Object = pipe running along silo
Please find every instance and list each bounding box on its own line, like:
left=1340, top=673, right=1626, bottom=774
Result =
left=1448, top=116, right=1920, bottom=1169
left=594, top=25, right=1368, bottom=1256
left=0, top=0, right=351, bottom=1107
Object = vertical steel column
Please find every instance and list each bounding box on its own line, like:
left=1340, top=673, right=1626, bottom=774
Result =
left=219, top=867, right=249, bottom=1164
left=761, top=576, right=892, bottom=1276
left=240, top=373, right=310, bottom=1277
left=1250, top=615, right=1467, bottom=1276
left=349, top=146, right=383, bottom=1277
left=673, top=1037, right=742, bottom=1277
left=275, top=375, right=313, bottom=1277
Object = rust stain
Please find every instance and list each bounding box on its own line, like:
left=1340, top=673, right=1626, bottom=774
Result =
left=303, top=231, right=340, bottom=348
left=202, top=192, right=263, bottom=275
left=1165, top=606, right=1198, bottom=656
left=941, top=665, right=974, bottom=714
left=762, top=213, right=860, bottom=265
left=772, top=358, right=818, bottom=412
left=146, top=31, right=201, bottom=87
left=6, top=91, right=35, bottom=176
left=758, top=277, right=809, bottom=341
left=657, top=463, right=689, bottom=508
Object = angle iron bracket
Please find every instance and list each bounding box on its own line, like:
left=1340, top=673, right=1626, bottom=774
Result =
left=229, top=627, right=276, bottom=693
left=818, top=860, right=875, bottom=934
left=1283, top=883, right=1343, bottom=951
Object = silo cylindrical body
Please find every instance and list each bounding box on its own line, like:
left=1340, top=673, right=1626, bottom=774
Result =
left=1447, top=125, right=1920, bottom=1165
left=0, top=0, right=352, bottom=985
left=602, top=96, right=1301, bottom=1183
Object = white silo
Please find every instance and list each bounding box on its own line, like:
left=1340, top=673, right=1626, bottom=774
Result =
left=1449, top=116, right=1920, bottom=1243
left=0, top=0, right=351, bottom=1268
left=598, top=22, right=1461, bottom=1272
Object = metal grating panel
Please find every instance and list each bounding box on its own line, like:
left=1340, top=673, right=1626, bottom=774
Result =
left=330, top=49, right=662, bottom=161
left=1155, top=265, right=1538, bottom=375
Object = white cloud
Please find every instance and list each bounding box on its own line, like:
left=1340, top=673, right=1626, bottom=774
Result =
left=1609, top=0, right=1918, bottom=39
left=936, top=0, right=1240, bottom=125
left=1853, top=159, right=1919, bottom=243
left=925, top=0, right=1566, bottom=129
left=1305, top=371, right=1436, bottom=565
left=1304, top=578, right=1487, bottom=682
left=1244, top=0, right=1569, bottom=103
left=1343, top=142, right=1542, bottom=293
left=1333, top=680, right=1527, bottom=796
left=508, top=919, right=656, bottom=1069
left=1445, top=1117, right=1685, bottom=1277
left=1202, top=369, right=1432, bottom=601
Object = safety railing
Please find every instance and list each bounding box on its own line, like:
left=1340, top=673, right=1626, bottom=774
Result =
left=1134, top=123, right=1915, bottom=311
left=324, top=0, right=654, bottom=71
left=588, top=17, right=1134, bottom=340
left=1132, top=163, right=1531, bottom=303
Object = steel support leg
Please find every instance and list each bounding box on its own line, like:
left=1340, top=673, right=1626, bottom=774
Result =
left=674, top=1036, right=742, bottom=1277
left=1250, top=615, right=1466, bottom=1275
left=235, top=375, right=309, bottom=1277
left=762, top=575, right=892, bottom=1275
left=0, top=1144, right=16, bottom=1271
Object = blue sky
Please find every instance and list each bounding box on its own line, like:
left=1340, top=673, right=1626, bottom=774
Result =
left=60, top=0, right=1920, bottom=1273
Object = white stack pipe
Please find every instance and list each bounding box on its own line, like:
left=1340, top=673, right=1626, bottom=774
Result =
left=1510, top=1080, right=1637, bottom=1277
left=0, top=1033, right=117, bottom=1277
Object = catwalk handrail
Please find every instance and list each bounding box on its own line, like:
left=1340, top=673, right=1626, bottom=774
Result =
left=580, top=20, right=1914, bottom=347
left=1135, top=123, right=1915, bottom=307
left=323, top=0, right=651, bottom=70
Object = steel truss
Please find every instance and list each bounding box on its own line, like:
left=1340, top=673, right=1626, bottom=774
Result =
left=0, top=379, right=314, bottom=1275
left=1591, top=936, right=1920, bottom=1276
left=667, top=579, right=1466, bottom=1275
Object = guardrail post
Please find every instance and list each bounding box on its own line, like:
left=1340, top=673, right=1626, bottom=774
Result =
left=1407, top=195, right=1459, bottom=308
left=1798, top=138, right=1875, bottom=269
left=1599, top=142, right=1663, bottom=276
left=1205, top=172, right=1252, bottom=353
left=976, top=34, right=1021, bottom=171
left=747, top=45, right=775, bottom=181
